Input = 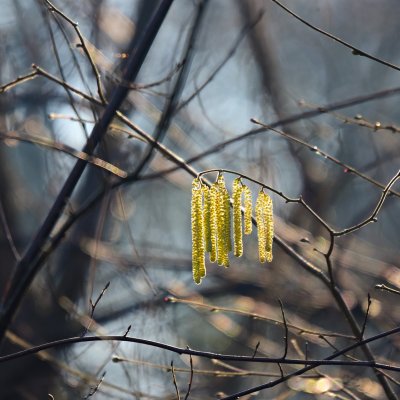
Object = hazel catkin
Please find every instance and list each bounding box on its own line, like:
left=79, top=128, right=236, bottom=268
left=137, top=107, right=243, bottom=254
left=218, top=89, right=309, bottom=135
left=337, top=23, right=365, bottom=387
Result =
left=190, top=173, right=274, bottom=284
left=216, top=175, right=230, bottom=267
left=243, top=184, right=253, bottom=235
left=209, top=182, right=219, bottom=263
left=203, top=185, right=212, bottom=253
left=255, top=190, right=274, bottom=263
left=191, top=178, right=205, bottom=284
left=232, top=178, right=243, bottom=257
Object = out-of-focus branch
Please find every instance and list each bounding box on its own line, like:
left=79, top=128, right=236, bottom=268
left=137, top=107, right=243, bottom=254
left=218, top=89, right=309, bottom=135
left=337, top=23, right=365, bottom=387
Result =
left=0, top=0, right=174, bottom=344
left=270, top=0, right=400, bottom=73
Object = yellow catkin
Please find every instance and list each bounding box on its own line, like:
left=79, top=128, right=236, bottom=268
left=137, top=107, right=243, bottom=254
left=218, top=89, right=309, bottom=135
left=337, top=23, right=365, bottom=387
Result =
left=224, top=188, right=232, bottom=254
left=255, top=190, right=274, bottom=263
left=255, top=190, right=267, bottom=263
left=209, top=182, right=219, bottom=263
left=243, top=185, right=253, bottom=235
left=232, top=178, right=243, bottom=257
left=216, top=175, right=230, bottom=267
left=191, top=178, right=205, bottom=284
left=202, top=185, right=212, bottom=253
left=264, top=193, right=274, bottom=262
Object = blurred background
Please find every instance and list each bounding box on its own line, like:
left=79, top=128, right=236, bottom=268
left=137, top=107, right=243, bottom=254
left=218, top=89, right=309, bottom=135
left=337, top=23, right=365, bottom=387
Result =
left=0, top=0, right=400, bottom=398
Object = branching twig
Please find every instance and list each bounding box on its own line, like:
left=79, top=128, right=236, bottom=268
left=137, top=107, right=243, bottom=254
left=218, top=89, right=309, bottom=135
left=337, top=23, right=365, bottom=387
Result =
left=82, top=282, right=110, bottom=337
left=251, top=119, right=400, bottom=199
left=44, top=0, right=107, bottom=103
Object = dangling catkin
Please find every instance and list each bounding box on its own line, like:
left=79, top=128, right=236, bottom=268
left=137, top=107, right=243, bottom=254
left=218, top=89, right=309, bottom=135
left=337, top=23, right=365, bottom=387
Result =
left=202, top=185, right=212, bottom=253
left=191, top=178, right=205, bottom=283
left=224, top=188, right=232, bottom=254
left=255, top=191, right=267, bottom=263
left=191, top=173, right=274, bottom=284
left=255, top=190, right=274, bottom=263
left=209, top=182, right=218, bottom=263
left=264, top=193, right=274, bottom=262
left=216, top=175, right=230, bottom=267
left=243, top=184, right=253, bottom=235
left=232, top=178, right=243, bottom=257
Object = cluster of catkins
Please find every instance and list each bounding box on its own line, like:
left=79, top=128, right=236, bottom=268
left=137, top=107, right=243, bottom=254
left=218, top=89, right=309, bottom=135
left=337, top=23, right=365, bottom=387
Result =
left=191, top=174, right=274, bottom=284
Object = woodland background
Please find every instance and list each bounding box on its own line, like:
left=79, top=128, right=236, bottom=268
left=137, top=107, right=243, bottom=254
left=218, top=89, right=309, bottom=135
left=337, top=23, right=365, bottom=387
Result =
left=0, top=0, right=400, bottom=399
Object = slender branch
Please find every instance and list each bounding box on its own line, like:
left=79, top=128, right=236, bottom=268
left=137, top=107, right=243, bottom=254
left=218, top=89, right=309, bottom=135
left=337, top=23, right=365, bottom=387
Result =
left=0, top=130, right=127, bottom=178
left=198, top=168, right=334, bottom=232
left=171, top=362, right=181, bottom=400
left=44, top=0, right=107, bottom=103
left=251, top=119, right=400, bottom=199
left=335, top=169, right=400, bottom=236
left=278, top=300, right=288, bottom=359
left=270, top=0, right=400, bottom=73
left=82, top=281, right=110, bottom=337
left=176, top=10, right=264, bottom=112
left=165, top=296, right=352, bottom=339
left=0, top=196, right=20, bottom=262
left=0, top=71, right=38, bottom=93
left=130, top=0, right=209, bottom=179
left=1, top=327, right=400, bottom=370
left=113, top=353, right=318, bottom=379
left=142, top=85, right=400, bottom=181
left=84, top=371, right=106, bottom=399
left=42, top=6, right=89, bottom=138
left=375, top=284, right=400, bottom=296
left=360, top=294, right=371, bottom=339
left=183, top=353, right=194, bottom=400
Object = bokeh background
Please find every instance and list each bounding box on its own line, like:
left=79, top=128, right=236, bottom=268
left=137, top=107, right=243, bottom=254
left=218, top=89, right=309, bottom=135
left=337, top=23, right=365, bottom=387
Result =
left=0, top=0, right=400, bottom=399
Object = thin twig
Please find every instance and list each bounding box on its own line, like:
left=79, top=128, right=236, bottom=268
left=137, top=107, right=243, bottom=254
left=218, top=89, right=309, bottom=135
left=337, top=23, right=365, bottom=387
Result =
left=142, top=85, right=400, bottom=181
left=360, top=294, right=371, bottom=340
left=252, top=342, right=260, bottom=358
left=270, top=0, right=400, bottom=73
left=0, top=130, right=127, bottom=178
left=171, top=362, right=181, bottom=400
left=165, top=296, right=353, bottom=339
left=0, top=71, right=38, bottom=93
left=183, top=352, right=193, bottom=400
left=278, top=300, right=288, bottom=359
left=176, top=10, right=264, bottom=112
left=82, top=282, right=110, bottom=337
left=0, top=196, right=20, bottom=262
left=251, top=118, right=400, bottom=199
left=44, top=0, right=107, bottom=103
left=84, top=371, right=106, bottom=399
left=1, top=328, right=400, bottom=371
left=375, top=284, right=400, bottom=296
